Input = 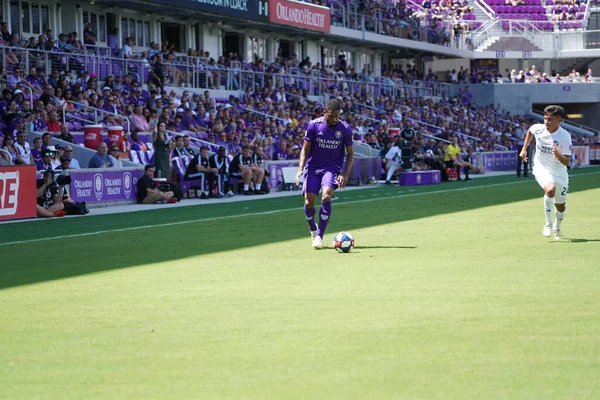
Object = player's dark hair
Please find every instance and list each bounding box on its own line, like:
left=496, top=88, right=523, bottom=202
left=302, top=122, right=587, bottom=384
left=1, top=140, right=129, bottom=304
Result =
left=200, top=146, right=208, bottom=151
left=175, top=135, right=183, bottom=140
left=324, top=99, right=341, bottom=112
left=544, top=105, right=564, bottom=118
left=183, top=135, right=189, bottom=139
left=144, top=164, right=154, bottom=171
left=242, top=145, right=251, bottom=150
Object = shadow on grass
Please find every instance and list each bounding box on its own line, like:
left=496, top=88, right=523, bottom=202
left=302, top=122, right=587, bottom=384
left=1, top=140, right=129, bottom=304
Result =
left=354, top=245, right=416, bottom=249
left=1, top=171, right=598, bottom=290
left=565, top=238, right=600, bottom=243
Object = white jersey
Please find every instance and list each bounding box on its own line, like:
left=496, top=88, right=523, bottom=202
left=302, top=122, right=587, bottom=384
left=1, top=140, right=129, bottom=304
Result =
left=530, top=123, right=572, bottom=176
left=385, top=146, right=402, bottom=165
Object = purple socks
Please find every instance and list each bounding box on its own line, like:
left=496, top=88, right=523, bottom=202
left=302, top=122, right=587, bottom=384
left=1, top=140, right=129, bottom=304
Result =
left=304, top=205, right=317, bottom=232
left=317, top=201, right=332, bottom=239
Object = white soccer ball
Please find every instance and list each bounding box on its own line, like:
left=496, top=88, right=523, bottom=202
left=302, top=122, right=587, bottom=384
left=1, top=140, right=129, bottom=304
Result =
left=333, top=232, right=355, bottom=253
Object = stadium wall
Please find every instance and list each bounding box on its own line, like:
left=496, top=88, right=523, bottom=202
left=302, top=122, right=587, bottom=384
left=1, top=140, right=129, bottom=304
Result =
left=465, top=84, right=600, bottom=117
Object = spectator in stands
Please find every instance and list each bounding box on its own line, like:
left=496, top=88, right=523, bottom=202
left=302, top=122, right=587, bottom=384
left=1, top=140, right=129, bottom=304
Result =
left=41, top=132, right=52, bottom=150
left=88, top=142, right=110, bottom=168
left=14, top=131, right=32, bottom=164
left=183, top=135, right=196, bottom=156
left=36, top=170, right=66, bottom=218
left=36, top=148, right=55, bottom=171
left=137, top=164, right=176, bottom=204
left=132, top=105, right=150, bottom=132
left=31, top=137, right=43, bottom=163
left=108, top=146, right=124, bottom=168
left=130, top=131, right=148, bottom=152
left=45, top=110, right=61, bottom=132
left=149, top=56, right=165, bottom=89
left=57, top=123, right=75, bottom=143
left=55, top=155, right=71, bottom=171
left=83, top=22, right=97, bottom=46
left=172, top=135, right=189, bottom=158
left=153, top=122, right=173, bottom=178
left=1, top=135, right=18, bottom=163
left=107, top=28, right=120, bottom=56
left=122, top=37, right=134, bottom=59
left=230, top=146, right=266, bottom=195
left=62, top=145, right=80, bottom=169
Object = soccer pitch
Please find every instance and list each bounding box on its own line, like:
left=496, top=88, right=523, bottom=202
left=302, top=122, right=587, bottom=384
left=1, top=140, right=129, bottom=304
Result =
left=1, top=169, right=600, bottom=399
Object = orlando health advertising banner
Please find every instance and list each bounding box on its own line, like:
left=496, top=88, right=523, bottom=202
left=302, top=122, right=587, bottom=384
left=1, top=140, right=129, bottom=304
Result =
left=68, top=168, right=144, bottom=204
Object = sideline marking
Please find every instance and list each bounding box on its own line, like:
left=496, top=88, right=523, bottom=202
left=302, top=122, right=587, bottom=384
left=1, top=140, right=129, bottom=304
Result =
left=2, top=172, right=599, bottom=247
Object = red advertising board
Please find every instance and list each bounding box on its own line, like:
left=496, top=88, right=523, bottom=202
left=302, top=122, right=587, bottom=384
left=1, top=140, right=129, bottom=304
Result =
left=268, top=0, right=330, bottom=32
left=0, top=165, right=37, bottom=221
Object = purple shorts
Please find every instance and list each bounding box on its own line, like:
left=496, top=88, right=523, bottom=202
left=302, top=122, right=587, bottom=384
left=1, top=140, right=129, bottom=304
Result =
left=302, top=170, right=339, bottom=195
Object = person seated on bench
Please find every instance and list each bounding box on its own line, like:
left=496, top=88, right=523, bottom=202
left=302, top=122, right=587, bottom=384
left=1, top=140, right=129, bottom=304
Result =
left=230, top=145, right=266, bottom=196
left=184, top=145, right=217, bottom=199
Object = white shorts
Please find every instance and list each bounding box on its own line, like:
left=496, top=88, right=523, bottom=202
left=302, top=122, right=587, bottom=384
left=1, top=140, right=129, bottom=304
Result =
left=533, top=166, right=569, bottom=203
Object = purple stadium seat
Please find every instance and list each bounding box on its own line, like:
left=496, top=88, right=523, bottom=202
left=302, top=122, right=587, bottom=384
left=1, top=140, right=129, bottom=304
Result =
left=129, top=151, right=141, bottom=164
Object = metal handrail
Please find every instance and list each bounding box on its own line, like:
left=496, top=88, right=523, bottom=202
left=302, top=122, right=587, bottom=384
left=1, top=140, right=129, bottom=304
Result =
left=284, top=91, right=324, bottom=109
left=406, top=118, right=445, bottom=133
left=453, top=130, right=482, bottom=142
left=240, top=108, right=287, bottom=123
left=475, top=0, right=496, bottom=18
left=422, top=132, right=452, bottom=144
left=0, top=76, right=33, bottom=102
left=529, top=109, right=598, bottom=135
left=62, top=101, right=131, bottom=134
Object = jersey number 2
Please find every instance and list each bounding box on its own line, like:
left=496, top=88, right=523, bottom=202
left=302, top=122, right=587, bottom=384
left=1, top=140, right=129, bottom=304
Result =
left=561, top=187, right=569, bottom=196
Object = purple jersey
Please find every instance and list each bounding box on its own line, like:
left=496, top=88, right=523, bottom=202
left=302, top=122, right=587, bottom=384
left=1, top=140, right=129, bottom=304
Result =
left=304, top=117, right=353, bottom=173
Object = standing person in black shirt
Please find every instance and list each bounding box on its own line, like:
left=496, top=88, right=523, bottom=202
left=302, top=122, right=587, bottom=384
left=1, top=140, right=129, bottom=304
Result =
left=184, top=146, right=217, bottom=199
left=230, top=145, right=266, bottom=195
left=401, top=123, right=416, bottom=143
left=209, top=146, right=232, bottom=198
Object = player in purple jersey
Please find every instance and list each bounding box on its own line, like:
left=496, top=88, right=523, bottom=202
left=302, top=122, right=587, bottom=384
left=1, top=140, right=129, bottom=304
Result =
left=295, top=100, right=354, bottom=249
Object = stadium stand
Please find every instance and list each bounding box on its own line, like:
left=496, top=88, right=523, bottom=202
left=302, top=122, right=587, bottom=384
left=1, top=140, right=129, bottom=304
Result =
left=0, top=0, right=598, bottom=219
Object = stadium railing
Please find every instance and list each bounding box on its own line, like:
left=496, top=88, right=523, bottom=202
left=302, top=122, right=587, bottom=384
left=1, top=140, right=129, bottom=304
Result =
left=0, top=76, right=33, bottom=101
left=61, top=101, right=132, bottom=135
left=330, top=1, right=473, bottom=49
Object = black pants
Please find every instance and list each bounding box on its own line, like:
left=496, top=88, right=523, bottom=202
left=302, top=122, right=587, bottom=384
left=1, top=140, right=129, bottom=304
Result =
left=445, top=160, right=461, bottom=180
left=517, top=146, right=531, bottom=177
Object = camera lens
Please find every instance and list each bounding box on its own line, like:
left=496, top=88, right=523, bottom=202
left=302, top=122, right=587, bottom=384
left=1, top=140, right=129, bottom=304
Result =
left=56, top=175, right=71, bottom=185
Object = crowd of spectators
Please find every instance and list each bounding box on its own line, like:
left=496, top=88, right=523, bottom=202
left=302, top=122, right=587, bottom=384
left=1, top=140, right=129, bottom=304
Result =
left=441, top=65, right=596, bottom=84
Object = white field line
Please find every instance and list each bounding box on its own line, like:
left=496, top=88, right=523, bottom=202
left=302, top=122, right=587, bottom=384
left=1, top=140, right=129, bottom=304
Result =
left=2, top=171, right=599, bottom=247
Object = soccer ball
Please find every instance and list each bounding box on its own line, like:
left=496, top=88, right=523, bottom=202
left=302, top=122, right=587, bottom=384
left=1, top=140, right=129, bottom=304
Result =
left=333, top=232, right=355, bottom=253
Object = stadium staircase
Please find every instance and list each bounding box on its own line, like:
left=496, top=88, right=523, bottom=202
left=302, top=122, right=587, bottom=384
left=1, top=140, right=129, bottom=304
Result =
left=472, top=0, right=503, bottom=50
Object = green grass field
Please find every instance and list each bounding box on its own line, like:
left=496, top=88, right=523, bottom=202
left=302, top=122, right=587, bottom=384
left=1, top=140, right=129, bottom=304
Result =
left=1, top=169, right=600, bottom=399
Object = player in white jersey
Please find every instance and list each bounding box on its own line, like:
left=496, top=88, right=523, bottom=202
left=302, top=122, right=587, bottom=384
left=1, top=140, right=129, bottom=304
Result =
left=384, top=138, right=403, bottom=185
left=520, top=105, right=572, bottom=240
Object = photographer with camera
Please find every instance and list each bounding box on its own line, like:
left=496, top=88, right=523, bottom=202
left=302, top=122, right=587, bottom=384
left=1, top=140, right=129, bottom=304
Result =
left=35, top=169, right=89, bottom=217
left=36, top=169, right=67, bottom=218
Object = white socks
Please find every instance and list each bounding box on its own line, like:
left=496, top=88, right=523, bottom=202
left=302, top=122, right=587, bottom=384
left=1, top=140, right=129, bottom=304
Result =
left=256, top=183, right=262, bottom=191
left=244, top=184, right=249, bottom=191
left=544, top=195, right=553, bottom=225
left=554, top=208, right=566, bottom=229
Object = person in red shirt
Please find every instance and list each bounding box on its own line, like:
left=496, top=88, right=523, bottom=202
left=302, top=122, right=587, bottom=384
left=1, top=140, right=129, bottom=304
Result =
left=45, top=110, right=60, bottom=132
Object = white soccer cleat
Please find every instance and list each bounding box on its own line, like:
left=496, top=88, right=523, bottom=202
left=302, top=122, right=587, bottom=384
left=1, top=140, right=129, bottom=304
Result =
left=542, top=224, right=552, bottom=237
left=310, top=230, right=317, bottom=242
left=553, top=228, right=563, bottom=241
left=312, top=235, right=323, bottom=249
